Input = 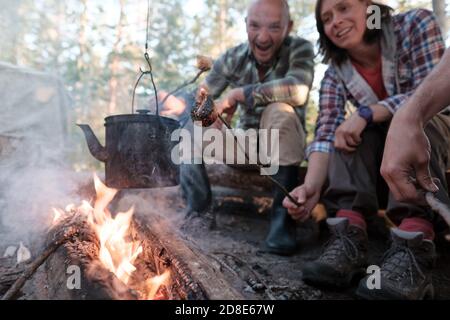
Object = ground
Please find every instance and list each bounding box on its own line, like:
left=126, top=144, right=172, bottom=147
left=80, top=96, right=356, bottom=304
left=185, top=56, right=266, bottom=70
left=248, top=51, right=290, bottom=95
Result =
left=2, top=183, right=450, bottom=300
left=126, top=186, right=450, bottom=300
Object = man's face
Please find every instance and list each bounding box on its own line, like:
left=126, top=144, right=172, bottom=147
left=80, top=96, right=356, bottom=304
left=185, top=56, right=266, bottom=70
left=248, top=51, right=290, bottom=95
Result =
left=246, top=0, right=293, bottom=65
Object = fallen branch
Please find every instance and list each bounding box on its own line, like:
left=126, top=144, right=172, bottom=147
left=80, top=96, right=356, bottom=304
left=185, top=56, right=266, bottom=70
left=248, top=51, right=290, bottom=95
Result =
left=206, top=254, right=240, bottom=278
left=1, top=226, right=78, bottom=300
left=212, top=251, right=276, bottom=300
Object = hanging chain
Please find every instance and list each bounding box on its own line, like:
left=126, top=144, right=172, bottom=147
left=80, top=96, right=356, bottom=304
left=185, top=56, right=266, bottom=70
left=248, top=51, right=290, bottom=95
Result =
left=131, top=0, right=159, bottom=115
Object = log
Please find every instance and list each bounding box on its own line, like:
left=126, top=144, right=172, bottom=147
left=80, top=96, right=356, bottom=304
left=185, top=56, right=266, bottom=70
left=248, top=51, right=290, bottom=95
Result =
left=45, top=215, right=136, bottom=300
left=0, top=259, right=24, bottom=296
left=2, top=225, right=79, bottom=300
left=206, top=164, right=272, bottom=193
left=206, top=164, right=307, bottom=193
left=133, top=213, right=243, bottom=300
left=43, top=208, right=242, bottom=300
left=212, top=186, right=272, bottom=215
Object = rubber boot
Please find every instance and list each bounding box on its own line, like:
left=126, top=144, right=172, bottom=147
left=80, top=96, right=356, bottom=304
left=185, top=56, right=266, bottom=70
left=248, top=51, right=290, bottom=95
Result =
left=264, top=166, right=299, bottom=255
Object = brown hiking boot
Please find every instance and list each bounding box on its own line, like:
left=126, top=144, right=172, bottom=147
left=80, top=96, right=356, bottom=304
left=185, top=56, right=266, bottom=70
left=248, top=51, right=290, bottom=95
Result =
left=356, top=228, right=436, bottom=300
left=302, top=217, right=368, bottom=287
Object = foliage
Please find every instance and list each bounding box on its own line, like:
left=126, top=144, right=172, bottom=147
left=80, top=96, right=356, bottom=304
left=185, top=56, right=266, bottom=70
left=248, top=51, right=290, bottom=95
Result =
left=0, top=0, right=447, bottom=169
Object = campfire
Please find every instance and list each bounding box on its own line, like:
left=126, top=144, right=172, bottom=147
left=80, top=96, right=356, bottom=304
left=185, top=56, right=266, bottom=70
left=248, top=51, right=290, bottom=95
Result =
left=1, top=173, right=244, bottom=300
left=51, top=174, right=171, bottom=300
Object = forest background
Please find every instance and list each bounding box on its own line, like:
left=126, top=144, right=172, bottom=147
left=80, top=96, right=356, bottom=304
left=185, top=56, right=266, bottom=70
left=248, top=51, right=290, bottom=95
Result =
left=0, top=0, right=448, bottom=169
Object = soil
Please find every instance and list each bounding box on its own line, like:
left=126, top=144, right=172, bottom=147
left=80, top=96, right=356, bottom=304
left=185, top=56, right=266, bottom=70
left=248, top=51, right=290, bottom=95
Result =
left=2, top=184, right=450, bottom=300
left=114, top=186, right=450, bottom=300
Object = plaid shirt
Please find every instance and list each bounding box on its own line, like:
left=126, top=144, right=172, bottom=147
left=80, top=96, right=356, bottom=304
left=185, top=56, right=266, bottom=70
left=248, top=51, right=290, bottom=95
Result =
left=205, top=36, right=315, bottom=130
left=308, top=9, right=446, bottom=156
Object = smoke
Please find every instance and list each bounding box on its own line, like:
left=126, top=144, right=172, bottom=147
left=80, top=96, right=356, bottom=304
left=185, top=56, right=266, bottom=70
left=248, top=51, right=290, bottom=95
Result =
left=112, top=187, right=185, bottom=230
left=0, top=62, right=84, bottom=246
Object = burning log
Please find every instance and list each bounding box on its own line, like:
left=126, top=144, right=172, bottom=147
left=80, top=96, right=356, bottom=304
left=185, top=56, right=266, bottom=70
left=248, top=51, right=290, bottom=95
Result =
left=135, top=212, right=243, bottom=300
left=39, top=174, right=242, bottom=300
left=44, top=214, right=138, bottom=300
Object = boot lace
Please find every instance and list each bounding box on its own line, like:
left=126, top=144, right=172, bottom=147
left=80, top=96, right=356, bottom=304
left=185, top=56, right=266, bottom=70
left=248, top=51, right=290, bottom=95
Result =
left=321, top=229, right=360, bottom=263
left=381, top=243, right=425, bottom=286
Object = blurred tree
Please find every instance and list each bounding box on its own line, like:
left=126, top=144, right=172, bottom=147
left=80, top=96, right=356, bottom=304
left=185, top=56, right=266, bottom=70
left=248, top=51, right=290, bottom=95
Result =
left=433, top=0, right=448, bottom=36
left=147, top=0, right=193, bottom=93
left=107, top=0, right=126, bottom=115
left=0, top=0, right=22, bottom=64
left=192, top=0, right=247, bottom=58
left=0, top=0, right=447, bottom=170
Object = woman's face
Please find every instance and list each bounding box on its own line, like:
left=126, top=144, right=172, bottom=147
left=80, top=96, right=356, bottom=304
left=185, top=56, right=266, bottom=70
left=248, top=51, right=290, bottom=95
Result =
left=320, top=0, right=370, bottom=51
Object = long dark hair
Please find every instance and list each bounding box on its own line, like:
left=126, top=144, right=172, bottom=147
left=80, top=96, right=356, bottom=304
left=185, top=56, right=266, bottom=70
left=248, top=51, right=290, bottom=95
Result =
left=315, top=0, right=393, bottom=65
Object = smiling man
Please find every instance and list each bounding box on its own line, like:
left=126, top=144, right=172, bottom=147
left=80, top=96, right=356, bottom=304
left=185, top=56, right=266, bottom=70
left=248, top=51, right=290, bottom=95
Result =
left=175, top=0, right=314, bottom=255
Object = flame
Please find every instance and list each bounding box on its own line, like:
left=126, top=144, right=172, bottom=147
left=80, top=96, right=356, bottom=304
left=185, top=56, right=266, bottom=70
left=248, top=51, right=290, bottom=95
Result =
left=146, top=270, right=170, bottom=300
left=86, top=174, right=143, bottom=285
left=51, top=173, right=170, bottom=299
left=52, top=208, right=63, bottom=225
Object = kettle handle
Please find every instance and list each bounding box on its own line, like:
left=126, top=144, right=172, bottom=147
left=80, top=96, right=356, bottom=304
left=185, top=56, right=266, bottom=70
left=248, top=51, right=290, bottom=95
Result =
left=131, top=53, right=160, bottom=117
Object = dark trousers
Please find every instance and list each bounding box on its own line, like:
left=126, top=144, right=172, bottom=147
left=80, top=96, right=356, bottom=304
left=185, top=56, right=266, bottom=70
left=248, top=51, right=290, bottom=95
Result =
left=322, top=114, right=450, bottom=227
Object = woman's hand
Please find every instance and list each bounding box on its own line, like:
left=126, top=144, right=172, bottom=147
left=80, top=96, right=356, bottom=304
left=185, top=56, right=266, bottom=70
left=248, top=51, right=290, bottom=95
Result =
left=283, top=183, right=322, bottom=222
left=334, top=113, right=368, bottom=153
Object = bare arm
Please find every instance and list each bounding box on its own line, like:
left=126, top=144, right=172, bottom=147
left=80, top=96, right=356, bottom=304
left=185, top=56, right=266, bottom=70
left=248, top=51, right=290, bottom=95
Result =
left=381, top=49, right=450, bottom=203
left=404, top=49, right=450, bottom=123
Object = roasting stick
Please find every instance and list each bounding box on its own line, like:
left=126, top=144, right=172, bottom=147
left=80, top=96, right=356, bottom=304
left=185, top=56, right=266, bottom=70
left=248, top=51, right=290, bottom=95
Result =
left=425, top=192, right=450, bottom=241
left=426, top=192, right=450, bottom=226
left=217, top=114, right=301, bottom=208
left=1, top=226, right=78, bottom=300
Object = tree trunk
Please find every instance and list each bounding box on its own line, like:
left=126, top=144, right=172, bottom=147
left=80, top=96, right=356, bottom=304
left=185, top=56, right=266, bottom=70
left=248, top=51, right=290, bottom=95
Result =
left=433, top=0, right=448, bottom=38
left=77, top=0, right=90, bottom=120
left=108, top=0, right=126, bottom=115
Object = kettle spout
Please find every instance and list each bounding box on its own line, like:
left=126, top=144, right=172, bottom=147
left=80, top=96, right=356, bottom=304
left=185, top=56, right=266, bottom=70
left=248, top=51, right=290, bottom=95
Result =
left=77, top=124, right=108, bottom=162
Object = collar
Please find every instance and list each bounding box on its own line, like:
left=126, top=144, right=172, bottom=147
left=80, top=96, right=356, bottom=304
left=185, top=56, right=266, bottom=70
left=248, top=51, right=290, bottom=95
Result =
left=332, top=18, right=397, bottom=106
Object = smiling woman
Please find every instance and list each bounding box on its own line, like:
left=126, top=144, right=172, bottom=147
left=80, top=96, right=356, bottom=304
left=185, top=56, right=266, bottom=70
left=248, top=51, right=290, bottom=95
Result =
left=284, top=0, right=450, bottom=300
left=315, top=0, right=393, bottom=65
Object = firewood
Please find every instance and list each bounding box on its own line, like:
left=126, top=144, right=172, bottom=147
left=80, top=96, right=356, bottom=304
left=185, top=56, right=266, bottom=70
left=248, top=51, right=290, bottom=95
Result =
left=0, top=263, right=25, bottom=295
left=133, top=214, right=244, bottom=299
left=212, top=251, right=276, bottom=300
left=206, top=164, right=272, bottom=192
left=1, top=226, right=79, bottom=300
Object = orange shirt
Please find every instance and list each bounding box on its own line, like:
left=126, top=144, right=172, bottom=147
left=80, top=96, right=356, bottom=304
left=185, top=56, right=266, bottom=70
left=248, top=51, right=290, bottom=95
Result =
left=352, top=53, right=388, bottom=101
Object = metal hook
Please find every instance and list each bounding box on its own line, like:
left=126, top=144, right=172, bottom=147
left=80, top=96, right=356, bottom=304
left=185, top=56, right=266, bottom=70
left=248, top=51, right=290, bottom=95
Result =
left=131, top=53, right=159, bottom=115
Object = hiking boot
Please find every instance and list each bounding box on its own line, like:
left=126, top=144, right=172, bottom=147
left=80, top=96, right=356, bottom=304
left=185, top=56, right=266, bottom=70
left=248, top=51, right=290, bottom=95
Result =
left=180, top=210, right=216, bottom=232
left=356, top=228, right=436, bottom=300
left=302, top=217, right=368, bottom=287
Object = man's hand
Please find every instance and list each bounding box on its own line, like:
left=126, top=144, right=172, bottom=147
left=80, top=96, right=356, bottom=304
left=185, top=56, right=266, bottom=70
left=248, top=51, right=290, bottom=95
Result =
left=334, top=112, right=368, bottom=153
left=381, top=110, right=438, bottom=203
left=159, top=91, right=187, bottom=117
left=214, top=88, right=244, bottom=118
left=283, top=183, right=321, bottom=222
